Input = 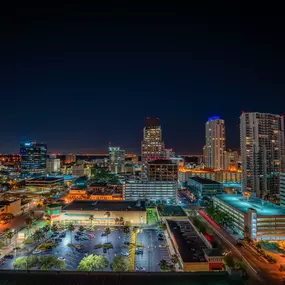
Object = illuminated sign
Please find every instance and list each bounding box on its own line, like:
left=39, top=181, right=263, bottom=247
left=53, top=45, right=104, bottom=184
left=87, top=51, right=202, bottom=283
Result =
left=208, top=116, right=220, bottom=121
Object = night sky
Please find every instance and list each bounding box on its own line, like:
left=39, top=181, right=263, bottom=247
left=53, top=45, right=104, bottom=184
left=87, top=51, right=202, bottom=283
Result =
left=1, top=4, right=285, bottom=154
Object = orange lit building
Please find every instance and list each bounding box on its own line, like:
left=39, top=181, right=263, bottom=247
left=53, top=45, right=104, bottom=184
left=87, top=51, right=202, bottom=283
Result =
left=178, top=166, right=241, bottom=184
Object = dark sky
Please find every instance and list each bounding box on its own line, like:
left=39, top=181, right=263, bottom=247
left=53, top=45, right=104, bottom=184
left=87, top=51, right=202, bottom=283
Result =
left=1, top=3, right=285, bottom=154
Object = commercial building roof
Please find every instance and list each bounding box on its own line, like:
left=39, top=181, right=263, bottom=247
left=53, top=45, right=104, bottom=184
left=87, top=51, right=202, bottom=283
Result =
left=167, top=220, right=208, bottom=262
left=26, top=176, right=63, bottom=183
left=215, top=194, right=285, bottom=216
left=147, top=159, right=175, bottom=165
left=189, top=177, right=221, bottom=185
left=63, top=200, right=146, bottom=212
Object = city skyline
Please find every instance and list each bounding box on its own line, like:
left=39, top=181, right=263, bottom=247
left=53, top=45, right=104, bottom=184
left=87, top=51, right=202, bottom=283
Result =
left=1, top=5, right=285, bottom=154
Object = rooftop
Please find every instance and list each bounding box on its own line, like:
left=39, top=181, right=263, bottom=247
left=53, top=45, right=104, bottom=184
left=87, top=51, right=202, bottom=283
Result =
left=63, top=200, right=146, bottom=212
left=159, top=205, right=186, bottom=217
left=203, top=248, right=222, bottom=257
left=26, top=176, right=64, bottom=183
left=167, top=220, right=208, bottom=263
left=189, top=177, right=221, bottom=185
left=0, top=199, right=18, bottom=206
left=215, top=194, right=285, bottom=216
left=147, top=159, right=175, bottom=165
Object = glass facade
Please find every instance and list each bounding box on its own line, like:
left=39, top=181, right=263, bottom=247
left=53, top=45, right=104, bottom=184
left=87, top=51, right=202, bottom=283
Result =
left=20, top=141, right=47, bottom=173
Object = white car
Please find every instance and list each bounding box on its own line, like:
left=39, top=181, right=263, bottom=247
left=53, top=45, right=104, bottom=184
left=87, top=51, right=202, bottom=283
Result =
left=58, top=257, right=66, bottom=261
left=121, top=252, right=129, bottom=257
left=32, top=250, right=42, bottom=255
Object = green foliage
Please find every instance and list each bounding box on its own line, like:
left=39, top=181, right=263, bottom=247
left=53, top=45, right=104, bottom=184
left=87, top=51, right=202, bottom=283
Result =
left=0, top=213, right=15, bottom=221
left=39, top=256, right=66, bottom=270
left=77, top=254, right=109, bottom=271
left=159, top=259, right=169, bottom=271
left=111, top=256, right=129, bottom=272
left=192, top=217, right=206, bottom=234
left=32, top=229, right=45, bottom=242
left=51, top=224, right=59, bottom=233
left=123, top=226, right=130, bottom=235
left=223, top=255, right=235, bottom=268
left=79, top=225, right=85, bottom=232
left=133, top=226, right=139, bottom=234
left=90, top=166, right=120, bottom=184
left=170, top=254, right=179, bottom=265
left=13, top=255, right=39, bottom=270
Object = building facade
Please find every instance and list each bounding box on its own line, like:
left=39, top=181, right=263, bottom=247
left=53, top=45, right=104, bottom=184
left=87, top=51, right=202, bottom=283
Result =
left=141, top=118, right=165, bottom=163
left=240, top=112, right=285, bottom=199
left=224, top=149, right=240, bottom=170
left=123, top=180, right=177, bottom=202
left=46, top=158, right=61, bottom=174
left=188, top=177, right=223, bottom=198
left=108, top=146, right=125, bottom=174
left=147, top=159, right=178, bottom=182
left=280, top=173, right=285, bottom=208
left=20, top=141, right=47, bottom=173
left=205, top=116, right=225, bottom=170
left=213, top=194, right=285, bottom=241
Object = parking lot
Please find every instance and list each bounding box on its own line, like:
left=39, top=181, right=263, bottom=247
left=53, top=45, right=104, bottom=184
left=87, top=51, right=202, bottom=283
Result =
left=0, top=226, right=171, bottom=272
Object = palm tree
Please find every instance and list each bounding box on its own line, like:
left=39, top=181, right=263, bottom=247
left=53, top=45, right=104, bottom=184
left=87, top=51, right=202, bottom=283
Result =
left=123, top=225, right=130, bottom=242
left=105, top=227, right=111, bottom=242
left=68, top=223, right=75, bottom=244
left=89, top=215, right=94, bottom=227
left=133, top=226, right=139, bottom=234
left=159, top=259, right=169, bottom=271
left=104, top=211, right=111, bottom=218
left=170, top=254, right=179, bottom=266
left=119, top=216, right=124, bottom=225
left=25, top=217, right=32, bottom=237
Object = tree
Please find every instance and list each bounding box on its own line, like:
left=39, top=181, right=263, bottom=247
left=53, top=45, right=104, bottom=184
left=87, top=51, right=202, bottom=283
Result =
left=0, top=213, right=15, bottom=222
left=119, top=216, right=124, bottom=224
left=68, top=223, right=75, bottom=244
left=223, top=255, right=235, bottom=268
left=39, top=256, right=66, bottom=270
left=234, top=260, right=247, bottom=271
left=0, top=239, right=5, bottom=249
left=42, top=225, right=50, bottom=236
left=105, top=227, right=111, bottom=242
left=159, top=259, right=169, bottom=271
left=133, top=226, right=139, bottom=234
left=3, top=229, right=13, bottom=245
left=25, top=217, right=33, bottom=236
left=29, top=210, right=35, bottom=221
left=37, top=204, right=43, bottom=210
left=51, top=223, right=59, bottom=233
left=89, top=215, right=94, bottom=226
left=33, top=230, right=45, bottom=242
left=111, top=256, right=129, bottom=272
left=170, top=254, right=179, bottom=266
left=13, top=256, right=39, bottom=270
left=104, top=211, right=111, bottom=218
left=77, top=254, right=109, bottom=271
left=123, top=225, right=130, bottom=241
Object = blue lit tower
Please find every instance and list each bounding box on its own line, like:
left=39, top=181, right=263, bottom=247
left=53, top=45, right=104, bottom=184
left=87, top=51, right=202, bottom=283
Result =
left=20, top=141, right=47, bottom=173
left=205, top=116, right=225, bottom=169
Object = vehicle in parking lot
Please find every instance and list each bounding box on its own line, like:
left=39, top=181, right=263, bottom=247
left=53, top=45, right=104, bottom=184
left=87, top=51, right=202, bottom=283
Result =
left=121, top=251, right=129, bottom=257
left=4, top=254, right=14, bottom=259
left=103, top=248, right=107, bottom=253
left=158, top=237, right=164, bottom=241
left=135, top=266, right=146, bottom=272
left=32, top=250, right=42, bottom=254
left=124, top=242, right=130, bottom=246
left=101, top=232, right=107, bottom=236
left=58, top=257, right=66, bottom=261
left=135, top=248, right=143, bottom=255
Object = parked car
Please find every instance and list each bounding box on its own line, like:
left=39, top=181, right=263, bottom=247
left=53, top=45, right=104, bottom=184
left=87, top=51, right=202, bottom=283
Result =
left=58, top=257, right=66, bottom=261
left=101, top=232, right=107, bottom=237
left=135, top=248, right=143, bottom=255
left=103, top=248, right=107, bottom=253
left=4, top=254, right=14, bottom=259
left=124, top=242, right=130, bottom=246
left=121, top=251, right=129, bottom=257
left=135, top=266, right=146, bottom=272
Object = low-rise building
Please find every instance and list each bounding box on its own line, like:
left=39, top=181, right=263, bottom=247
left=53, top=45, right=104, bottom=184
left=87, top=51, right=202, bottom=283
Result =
left=188, top=177, right=223, bottom=199
left=123, top=180, right=177, bottom=202
left=58, top=200, right=146, bottom=225
left=166, top=219, right=222, bottom=272
left=0, top=199, right=21, bottom=217
left=213, top=194, right=285, bottom=241
left=25, top=176, right=64, bottom=192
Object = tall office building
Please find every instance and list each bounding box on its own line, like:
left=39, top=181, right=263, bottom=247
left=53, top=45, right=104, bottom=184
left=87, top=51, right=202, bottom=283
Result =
left=141, top=117, right=165, bottom=163
left=20, top=141, right=47, bottom=173
left=224, top=149, right=240, bottom=170
left=109, top=146, right=125, bottom=174
left=205, top=116, right=225, bottom=169
left=240, top=112, right=285, bottom=199
left=46, top=158, right=61, bottom=174
left=147, top=159, right=178, bottom=182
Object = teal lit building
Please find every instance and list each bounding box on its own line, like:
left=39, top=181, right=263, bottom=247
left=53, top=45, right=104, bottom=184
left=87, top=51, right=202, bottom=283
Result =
left=213, top=194, right=285, bottom=241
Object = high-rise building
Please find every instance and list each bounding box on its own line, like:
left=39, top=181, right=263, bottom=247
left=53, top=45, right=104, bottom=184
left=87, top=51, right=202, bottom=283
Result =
left=240, top=112, right=285, bottom=199
left=46, top=158, right=61, bottom=174
left=147, top=159, right=178, bottom=182
left=20, top=141, right=47, bottom=173
left=205, top=116, right=225, bottom=169
left=108, top=146, right=125, bottom=174
left=65, top=154, right=76, bottom=164
left=164, top=148, right=175, bottom=159
left=280, top=173, right=285, bottom=208
left=141, top=117, right=165, bottom=163
left=224, top=149, right=240, bottom=170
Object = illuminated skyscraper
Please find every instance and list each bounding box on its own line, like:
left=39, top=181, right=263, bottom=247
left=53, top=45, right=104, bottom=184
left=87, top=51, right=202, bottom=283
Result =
left=20, top=141, right=47, bottom=173
left=109, top=146, right=125, bottom=174
left=141, top=117, right=165, bottom=163
left=205, top=116, right=225, bottom=169
left=240, top=112, right=285, bottom=199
